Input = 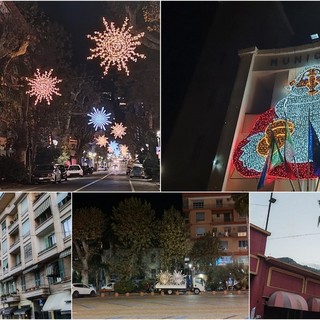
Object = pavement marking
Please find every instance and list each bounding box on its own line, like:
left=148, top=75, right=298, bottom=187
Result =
left=74, top=172, right=113, bottom=192
left=129, top=179, right=135, bottom=192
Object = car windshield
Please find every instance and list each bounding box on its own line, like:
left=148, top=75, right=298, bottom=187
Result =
left=69, top=166, right=79, bottom=170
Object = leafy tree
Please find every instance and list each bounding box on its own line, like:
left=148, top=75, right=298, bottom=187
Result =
left=73, top=207, right=106, bottom=285
left=231, top=193, right=249, bottom=217
left=111, top=197, right=156, bottom=279
left=158, top=207, right=189, bottom=271
left=189, top=231, right=221, bottom=279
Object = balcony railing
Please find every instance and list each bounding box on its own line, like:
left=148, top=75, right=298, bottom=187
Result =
left=23, top=285, right=50, bottom=299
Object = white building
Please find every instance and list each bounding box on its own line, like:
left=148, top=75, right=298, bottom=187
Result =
left=209, top=42, right=320, bottom=191
left=0, top=192, right=71, bottom=319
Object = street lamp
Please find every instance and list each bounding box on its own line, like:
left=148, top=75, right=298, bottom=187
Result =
left=265, top=192, right=277, bottom=230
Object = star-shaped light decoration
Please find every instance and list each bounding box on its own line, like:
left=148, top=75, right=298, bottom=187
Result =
left=111, top=122, right=127, bottom=139
left=26, top=69, right=62, bottom=105
left=87, top=17, right=146, bottom=76
left=95, top=134, right=108, bottom=148
left=87, top=107, right=112, bottom=131
left=108, top=140, right=119, bottom=154
left=120, top=144, right=128, bottom=157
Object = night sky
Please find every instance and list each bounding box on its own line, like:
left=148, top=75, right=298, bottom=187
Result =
left=72, top=192, right=183, bottom=218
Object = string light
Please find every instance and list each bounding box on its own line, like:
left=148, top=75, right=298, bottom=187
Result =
left=87, top=107, right=111, bottom=131
left=26, top=69, right=62, bottom=105
left=95, top=135, right=108, bottom=148
left=87, top=17, right=146, bottom=76
left=233, top=65, right=320, bottom=179
left=111, top=122, right=127, bottom=139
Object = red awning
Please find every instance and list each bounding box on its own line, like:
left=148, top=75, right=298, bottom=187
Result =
left=267, top=291, right=308, bottom=311
left=308, top=297, right=320, bottom=312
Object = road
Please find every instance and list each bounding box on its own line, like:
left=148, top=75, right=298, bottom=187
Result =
left=0, top=168, right=160, bottom=192
left=72, top=292, right=249, bottom=319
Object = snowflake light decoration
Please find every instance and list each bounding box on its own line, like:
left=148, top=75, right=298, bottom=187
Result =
left=108, top=140, right=119, bottom=154
left=95, top=134, right=108, bottom=147
left=87, top=107, right=112, bottom=131
left=87, top=17, right=146, bottom=76
left=120, top=144, right=128, bottom=156
left=111, top=122, right=127, bottom=139
left=26, top=69, right=62, bottom=105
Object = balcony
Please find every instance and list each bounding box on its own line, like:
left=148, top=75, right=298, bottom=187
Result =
left=8, top=220, right=19, bottom=233
left=35, top=216, right=54, bottom=236
left=10, top=263, right=22, bottom=275
left=38, top=244, right=58, bottom=261
left=9, top=239, right=20, bottom=253
left=1, top=293, right=20, bottom=303
left=23, top=285, right=50, bottom=299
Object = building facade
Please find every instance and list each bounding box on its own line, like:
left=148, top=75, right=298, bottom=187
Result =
left=182, top=193, right=248, bottom=266
left=0, top=192, right=71, bottom=319
left=209, top=42, right=320, bottom=192
left=250, top=224, right=320, bottom=319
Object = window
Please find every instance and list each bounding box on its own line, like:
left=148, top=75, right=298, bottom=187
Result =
left=47, top=233, right=56, bottom=248
left=22, top=219, right=30, bottom=237
left=2, top=239, right=7, bottom=254
left=219, top=241, right=228, bottom=251
left=192, top=200, right=204, bottom=209
left=196, top=227, right=205, bottom=236
left=21, top=275, right=26, bottom=291
left=238, top=226, right=247, bottom=236
left=57, top=193, right=71, bottom=208
left=62, top=217, right=71, bottom=238
left=15, top=254, right=21, bottom=267
left=216, top=199, right=223, bottom=207
left=2, top=258, right=8, bottom=273
left=20, top=197, right=28, bottom=215
left=1, top=221, right=6, bottom=233
left=239, top=240, right=248, bottom=248
left=35, top=270, right=41, bottom=286
left=24, top=243, right=32, bottom=262
left=196, top=212, right=205, bottom=222
left=224, top=212, right=232, bottom=222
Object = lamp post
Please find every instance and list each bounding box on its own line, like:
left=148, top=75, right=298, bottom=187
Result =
left=265, top=192, right=277, bottom=231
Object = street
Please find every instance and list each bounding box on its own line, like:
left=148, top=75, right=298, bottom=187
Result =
left=72, top=292, right=249, bottom=319
left=0, top=165, right=160, bottom=192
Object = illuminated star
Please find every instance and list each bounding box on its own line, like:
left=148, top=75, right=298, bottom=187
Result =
left=111, top=122, right=127, bottom=139
left=108, top=140, right=119, bottom=154
left=87, top=17, right=146, bottom=76
left=95, top=135, right=108, bottom=147
left=26, top=69, right=62, bottom=105
left=120, top=144, right=128, bottom=156
left=87, top=107, right=112, bottom=131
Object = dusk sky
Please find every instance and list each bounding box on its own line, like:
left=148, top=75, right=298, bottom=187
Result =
left=250, top=192, right=320, bottom=268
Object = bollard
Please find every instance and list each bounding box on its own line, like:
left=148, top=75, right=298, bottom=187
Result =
left=115, top=292, right=119, bottom=297
left=125, top=292, right=130, bottom=297
left=211, top=291, right=216, bottom=295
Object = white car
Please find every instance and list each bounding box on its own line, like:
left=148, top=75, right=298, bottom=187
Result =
left=66, top=164, right=83, bottom=177
left=101, top=282, right=115, bottom=292
left=72, top=283, right=96, bottom=298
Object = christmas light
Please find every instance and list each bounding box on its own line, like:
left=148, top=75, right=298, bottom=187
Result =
left=26, top=69, right=62, bottom=105
left=95, top=134, right=108, bottom=147
left=111, top=122, right=127, bottom=139
left=87, top=107, right=111, bottom=131
left=233, top=65, right=320, bottom=179
left=87, top=17, right=146, bottom=76
left=120, top=144, right=128, bottom=156
left=108, top=140, right=120, bottom=155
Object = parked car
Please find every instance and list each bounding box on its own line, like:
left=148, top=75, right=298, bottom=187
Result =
left=100, top=282, right=115, bottom=292
left=32, top=164, right=62, bottom=184
left=66, top=164, right=83, bottom=177
left=72, top=283, right=96, bottom=298
left=55, top=164, right=67, bottom=181
left=97, top=165, right=107, bottom=171
left=81, top=165, right=93, bottom=175
left=130, top=163, right=146, bottom=179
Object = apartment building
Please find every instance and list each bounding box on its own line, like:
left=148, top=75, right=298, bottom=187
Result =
left=183, top=193, right=248, bottom=266
left=0, top=192, right=71, bottom=319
